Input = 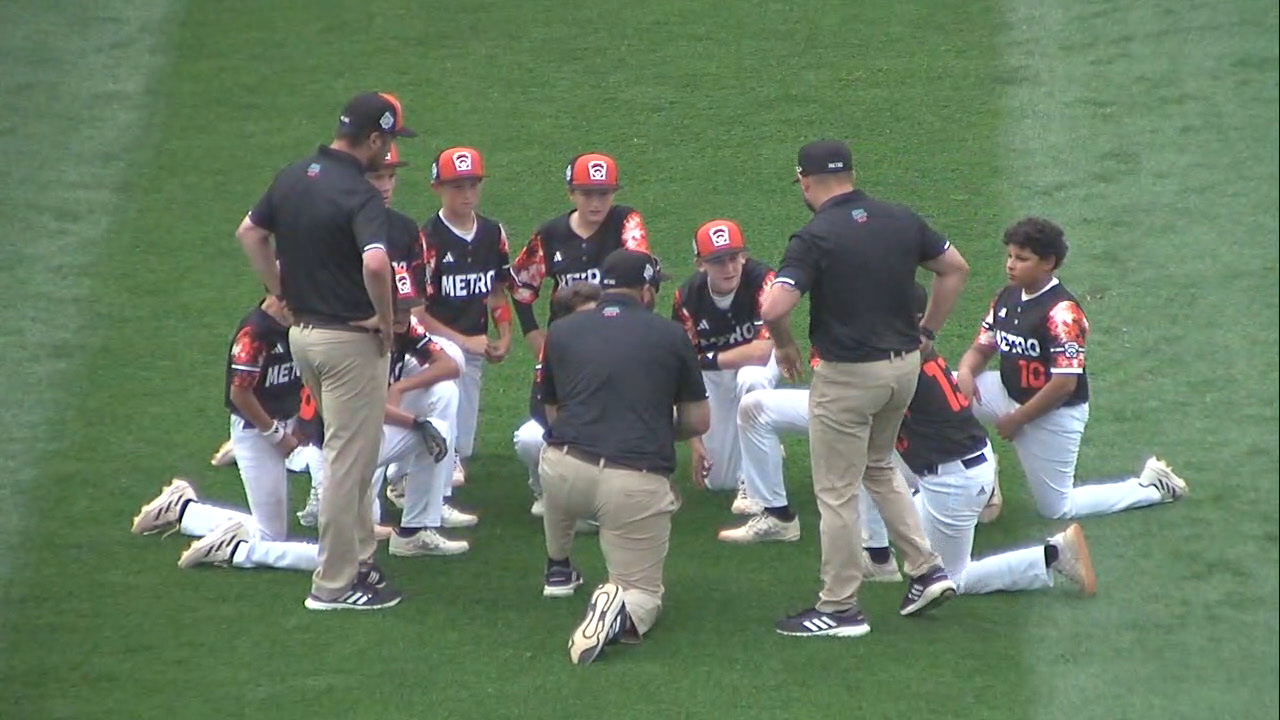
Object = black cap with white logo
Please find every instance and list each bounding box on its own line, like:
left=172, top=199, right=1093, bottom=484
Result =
left=599, top=249, right=669, bottom=291
left=793, top=139, right=853, bottom=181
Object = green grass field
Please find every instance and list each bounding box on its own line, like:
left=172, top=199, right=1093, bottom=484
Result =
left=2, top=1, right=1276, bottom=718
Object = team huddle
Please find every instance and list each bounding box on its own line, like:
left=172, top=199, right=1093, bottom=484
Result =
left=128, top=92, right=1189, bottom=663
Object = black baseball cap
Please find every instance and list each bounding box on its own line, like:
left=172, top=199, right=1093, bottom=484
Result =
left=337, top=92, right=418, bottom=138
left=600, top=249, right=669, bottom=290
left=793, top=139, right=853, bottom=182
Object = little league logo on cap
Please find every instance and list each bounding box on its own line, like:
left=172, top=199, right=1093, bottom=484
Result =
left=693, top=219, right=746, bottom=259
left=566, top=153, right=619, bottom=189
left=793, top=139, right=853, bottom=181
left=431, top=147, right=484, bottom=183
left=337, top=91, right=418, bottom=138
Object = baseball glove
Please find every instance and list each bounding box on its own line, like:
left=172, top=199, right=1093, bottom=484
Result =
left=412, top=417, right=449, bottom=463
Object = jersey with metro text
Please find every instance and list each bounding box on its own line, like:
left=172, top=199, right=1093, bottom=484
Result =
left=671, top=258, right=775, bottom=354
left=421, top=212, right=510, bottom=336
left=896, top=354, right=989, bottom=475
left=975, top=278, right=1089, bottom=406
left=388, top=208, right=428, bottom=310
left=390, top=315, right=447, bottom=385
left=509, top=205, right=647, bottom=323
left=224, top=307, right=301, bottom=423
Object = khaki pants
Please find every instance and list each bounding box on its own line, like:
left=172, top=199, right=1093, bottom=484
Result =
left=540, top=445, right=681, bottom=636
left=289, top=326, right=389, bottom=601
left=808, top=351, right=940, bottom=612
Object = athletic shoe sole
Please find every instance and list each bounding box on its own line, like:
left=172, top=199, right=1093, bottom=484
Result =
left=568, top=583, right=624, bottom=665
left=900, top=581, right=957, bottom=616
left=304, top=588, right=401, bottom=611
left=775, top=624, right=871, bottom=638
left=543, top=579, right=583, bottom=599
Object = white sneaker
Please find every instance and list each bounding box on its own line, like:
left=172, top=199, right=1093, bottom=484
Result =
left=441, top=503, right=478, bottom=528
left=131, top=479, right=196, bottom=535
left=296, top=488, right=319, bottom=527
left=1049, top=523, right=1097, bottom=597
left=730, top=485, right=763, bottom=516
left=863, top=549, right=903, bottom=583
left=388, top=528, right=469, bottom=556
left=178, top=519, right=250, bottom=568
left=451, top=457, right=466, bottom=487
left=209, top=440, right=235, bottom=467
left=1138, top=457, right=1188, bottom=502
left=530, top=497, right=545, bottom=517
left=717, top=513, right=800, bottom=544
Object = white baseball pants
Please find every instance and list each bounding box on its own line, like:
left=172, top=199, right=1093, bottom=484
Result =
left=971, top=371, right=1161, bottom=519
left=179, top=502, right=316, bottom=571
left=701, top=355, right=779, bottom=491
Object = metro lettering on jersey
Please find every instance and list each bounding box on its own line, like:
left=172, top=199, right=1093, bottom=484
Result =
left=995, top=330, right=1041, bottom=357
left=441, top=270, right=495, bottom=298
left=698, top=321, right=757, bottom=353
left=264, top=361, right=299, bottom=387
left=555, top=268, right=601, bottom=287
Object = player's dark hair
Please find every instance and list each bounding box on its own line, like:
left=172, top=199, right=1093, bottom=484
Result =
left=1002, top=217, right=1068, bottom=270
left=550, top=281, right=603, bottom=321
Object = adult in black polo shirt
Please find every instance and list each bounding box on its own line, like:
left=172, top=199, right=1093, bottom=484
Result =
left=760, top=139, right=971, bottom=638
left=235, top=91, right=417, bottom=612
left=538, top=249, right=709, bottom=666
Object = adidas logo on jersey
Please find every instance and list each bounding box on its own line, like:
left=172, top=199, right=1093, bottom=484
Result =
left=697, top=319, right=710, bottom=331
left=553, top=251, right=563, bottom=262
left=998, top=307, right=1007, bottom=318
left=273, top=342, right=287, bottom=354
left=442, top=252, right=455, bottom=263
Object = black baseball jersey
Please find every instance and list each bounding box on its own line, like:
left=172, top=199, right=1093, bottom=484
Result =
left=671, top=258, right=775, bottom=353
left=975, top=278, right=1089, bottom=406
left=224, top=306, right=301, bottom=423
left=389, top=315, right=448, bottom=385
left=421, top=212, right=510, bottom=336
left=249, top=145, right=388, bottom=323
left=896, top=354, right=989, bottom=475
left=388, top=208, right=427, bottom=311
left=509, top=205, right=647, bottom=330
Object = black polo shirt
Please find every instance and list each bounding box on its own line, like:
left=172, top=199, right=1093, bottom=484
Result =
left=540, top=292, right=707, bottom=475
left=775, top=189, right=949, bottom=363
left=249, top=145, right=389, bottom=323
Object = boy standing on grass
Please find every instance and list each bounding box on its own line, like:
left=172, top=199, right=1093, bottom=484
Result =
left=954, top=216, right=1188, bottom=520
left=415, top=147, right=513, bottom=488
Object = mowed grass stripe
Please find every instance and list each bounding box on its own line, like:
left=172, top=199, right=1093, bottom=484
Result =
left=0, top=0, right=183, bottom=705
left=998, top=0, right=1279, bottom=718
left=13, top=1, right=1026, bottom=718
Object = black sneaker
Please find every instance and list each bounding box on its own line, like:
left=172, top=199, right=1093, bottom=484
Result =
left=775, top=606, right=871, bottom=638
left=358, top=563, right=388, bottom=589
left=568, top=583, right=627, bottom=665
left=543, top=564, right=584, bottom=598
left=899, top=566, right=957, bottom=616
left=304, top=582, right=402, bottom=611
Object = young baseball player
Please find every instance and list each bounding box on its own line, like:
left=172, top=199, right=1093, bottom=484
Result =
left=130, top=295, right=328, bottom=573
left=513, top=281, right=603, bottom=517
left=415, top=147, right=513, bottom=487
left=900, top=342, right=1097, bottom=598
left=954, top=217, right=1188, bottom=519
left=509, top=153, right=647, bottom=358
left=671, top=219, right=779, bottom=507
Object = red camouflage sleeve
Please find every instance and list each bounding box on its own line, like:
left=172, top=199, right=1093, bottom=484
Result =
left=1046, top=300, right=1088, bottom=373
left=509, top=232, right=546, bottom=304
left=975, top=295, right=999, bottom=348
left=405, top=316, right=447, bottom=366
left=753, top=269, right=775, bottom=341
left=229, top=325, right=266, bottom=388
left=671, top=289, right=699, bottom=347
left=621, top=211, right=647, bottom=251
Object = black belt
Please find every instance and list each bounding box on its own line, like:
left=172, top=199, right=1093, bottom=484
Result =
left=823, top=349, right=915, bottom=364
left=557, top=444, right=643, bottom=473
left=293, top=316, right=376, bottom=334
left=917, top=450, right=988, bottom=477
